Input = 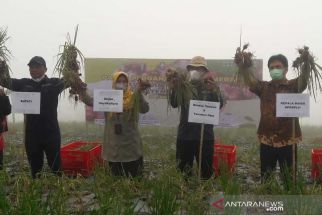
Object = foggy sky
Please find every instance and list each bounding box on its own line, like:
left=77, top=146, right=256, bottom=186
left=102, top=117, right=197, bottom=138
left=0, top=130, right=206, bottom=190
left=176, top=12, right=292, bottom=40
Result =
left=1, top=0, right=322, bottom=125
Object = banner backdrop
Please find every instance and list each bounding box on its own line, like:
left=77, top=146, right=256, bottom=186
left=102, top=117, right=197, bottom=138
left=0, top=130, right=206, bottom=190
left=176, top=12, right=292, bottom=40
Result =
left=84, top=58, right=263, bottom=127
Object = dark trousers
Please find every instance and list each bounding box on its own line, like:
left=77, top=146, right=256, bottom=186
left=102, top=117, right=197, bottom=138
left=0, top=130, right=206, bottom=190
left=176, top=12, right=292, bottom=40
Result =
left=25, top=136, right=61, bottom=178
left=260, top=143, right=297, bottom=183
left=108, top=156, right=143, bottom=178
left=0, top=150, right=3, bottom=170
left=176, top=139, right=214, bottom=180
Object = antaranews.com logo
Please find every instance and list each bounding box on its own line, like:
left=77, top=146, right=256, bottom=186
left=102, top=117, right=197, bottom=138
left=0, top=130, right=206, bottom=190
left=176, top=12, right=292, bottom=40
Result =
left=224, top=201, right=284, bottom=212
left=210, top=194, right=284, bottom=213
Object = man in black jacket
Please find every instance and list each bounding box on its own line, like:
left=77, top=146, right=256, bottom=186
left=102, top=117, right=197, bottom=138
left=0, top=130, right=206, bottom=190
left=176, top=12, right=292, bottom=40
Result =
left=0, top=88, right=11, bottom=170
left=169, top=56, right=224, bottom=179
left=0, top=56, right=66, bottom=178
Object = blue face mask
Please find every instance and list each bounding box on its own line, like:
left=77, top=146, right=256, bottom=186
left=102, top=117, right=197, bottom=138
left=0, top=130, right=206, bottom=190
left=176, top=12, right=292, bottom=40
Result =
left=269, top=69, right=284, bottom=80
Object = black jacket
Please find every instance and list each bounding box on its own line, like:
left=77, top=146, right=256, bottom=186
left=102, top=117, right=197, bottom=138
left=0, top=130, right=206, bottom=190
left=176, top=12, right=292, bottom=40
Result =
left=170, top=81, right=224, bottom=141
left=8, top=76, right=65, bottom=140
left=0, top=95, right=11, bottom=133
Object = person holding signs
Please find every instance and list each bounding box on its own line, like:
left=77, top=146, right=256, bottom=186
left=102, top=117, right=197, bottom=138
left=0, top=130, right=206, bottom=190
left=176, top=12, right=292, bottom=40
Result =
left=236, top=52, right=309, bottom=183
left=81, top=70, right=150, bottom=177
left=0, top=56, right=69, bottom=178
left=0, top=88, right=11, bottom=170
left=167, top=56, right=224, bottom=180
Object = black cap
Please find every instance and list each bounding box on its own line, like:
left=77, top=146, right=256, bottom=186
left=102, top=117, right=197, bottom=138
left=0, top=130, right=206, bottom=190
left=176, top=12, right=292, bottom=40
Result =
left=27, top=56, right=46, bottom=67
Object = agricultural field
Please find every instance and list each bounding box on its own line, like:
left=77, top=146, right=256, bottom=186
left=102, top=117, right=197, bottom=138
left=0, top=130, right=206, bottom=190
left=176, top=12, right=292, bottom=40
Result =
left=1, top=122, right=322, bottom=214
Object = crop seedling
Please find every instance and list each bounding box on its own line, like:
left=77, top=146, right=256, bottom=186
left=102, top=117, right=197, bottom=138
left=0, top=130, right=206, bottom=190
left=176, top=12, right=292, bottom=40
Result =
left=293, top=46, right=322, bottom=100
left=166, top=68, right=197, bottom=111
left=54, top=25, right=86, bottom=102
left=0, top=27, right=11, bottom=88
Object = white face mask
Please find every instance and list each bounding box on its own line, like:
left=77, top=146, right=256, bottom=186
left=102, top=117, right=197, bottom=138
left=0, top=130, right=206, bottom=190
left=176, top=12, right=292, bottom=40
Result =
left=32, top=75, right=45, bottom=83
left=115, top=83, right=127, bottom=90
left=189, top=70, right=202, bottom=81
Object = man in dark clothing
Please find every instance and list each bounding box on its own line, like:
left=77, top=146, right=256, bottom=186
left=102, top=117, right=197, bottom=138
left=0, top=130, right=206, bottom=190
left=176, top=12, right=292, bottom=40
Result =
left=0, top=56, right=67, bottom=178
left=242, top=54, right=309, bottom=183
left=0, top=88, right=11, bottom=170
left=169, top=56, right=224, bottom=179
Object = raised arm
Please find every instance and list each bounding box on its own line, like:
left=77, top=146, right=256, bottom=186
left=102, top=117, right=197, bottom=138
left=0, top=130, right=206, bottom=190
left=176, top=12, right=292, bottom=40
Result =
left=135, top=79, right=150, bottom=113
left=54, top=74, right=86, bottom=95
left=289, top=66, right=309, bottom=93
left=138, top=92, right=149, bottom=114
left=241, top=68, right=264, bottom=97
left=1, top=78, right=27, bottom=91
left=203, top=79, right=225, bottom=109
left=241, top=67, right=259, bottom=89
left=0, top=78, right=10, bottom=90
left=79, top=90, right=93, bottom=107
left=211, top=88, right=225, bottom=109
left=53, top=78, right=67, bottom=94
left=169, top=89, right=179, bottom=108
left=0, top=89, right=11, bottom=116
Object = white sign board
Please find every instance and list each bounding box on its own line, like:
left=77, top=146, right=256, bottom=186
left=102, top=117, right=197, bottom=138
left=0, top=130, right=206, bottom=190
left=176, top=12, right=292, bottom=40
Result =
left=188, top=100, right=220, bottom=125
left=276, top=93, right=310, bottom=117
left=11, top=92, right=41, bottom=114
left=93, top=90, right=123, bottom=112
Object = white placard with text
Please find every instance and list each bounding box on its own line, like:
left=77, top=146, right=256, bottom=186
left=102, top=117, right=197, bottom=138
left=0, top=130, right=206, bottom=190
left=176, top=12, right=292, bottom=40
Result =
left=188, top=100, right=220, bottom=125
left=11, top=92, right=41, bottom=114
left=276, top=93, right=310, bottom=117
left=93, top=90, right=123, bottom=112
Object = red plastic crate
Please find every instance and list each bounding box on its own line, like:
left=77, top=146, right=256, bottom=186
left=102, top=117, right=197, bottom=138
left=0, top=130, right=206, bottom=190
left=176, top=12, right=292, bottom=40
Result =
left=213, top=144, right=237, bottom=177
left=61, top=141, right=102, bottom=177
left=311, top=149, right=322, bottom=180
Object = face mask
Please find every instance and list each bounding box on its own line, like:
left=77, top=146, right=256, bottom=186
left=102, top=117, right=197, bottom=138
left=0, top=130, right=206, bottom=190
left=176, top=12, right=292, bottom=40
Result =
left=115, top=83, right=127, bottom=90
left=32, top=75, right=45, bottom=83
left=189, top=70, right=202, bottom=81
left=269, top=69, right=284, bottom=80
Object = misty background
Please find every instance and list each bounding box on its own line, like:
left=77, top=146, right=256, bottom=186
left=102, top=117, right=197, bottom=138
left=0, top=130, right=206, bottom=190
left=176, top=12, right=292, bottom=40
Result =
left=1, top=0, right=322, bottom=125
